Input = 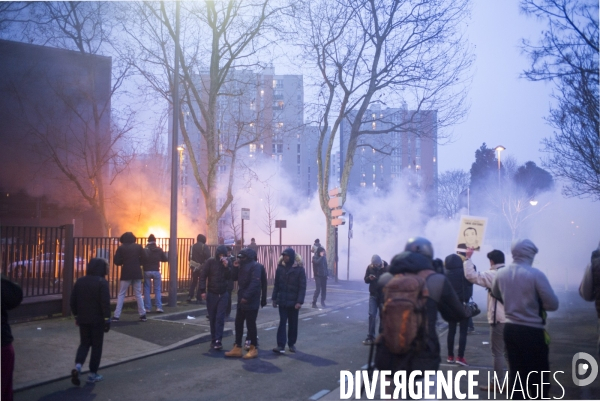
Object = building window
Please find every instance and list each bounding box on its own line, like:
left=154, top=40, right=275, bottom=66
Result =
left=249, top=144, right=256, bottom=153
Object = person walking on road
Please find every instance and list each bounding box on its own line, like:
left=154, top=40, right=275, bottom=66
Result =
left=2, top=274, right=23, bottom=401
left=362, top=254, right=387, bottom=345
left=444, top=253, right=473, bottom=366
left=70, top=258, right=111, bottom=385
left=200, top=245, right=231, bottom=351
left=311, top=246, right=328, bottom=308
left=272, top=248, right=307, bottom=354
left=188, top=234, right=211, bottom=304
left=225, top=248, right=263, bottom=359
left=113, top=232, right=146, bottom=322
left=463, top=249, right=507, bottom=390
left=492, top=239, right=559, bottom=399
left=579, top=241, right=600, bottom=355
left=142, top=234, right=168, bottom=313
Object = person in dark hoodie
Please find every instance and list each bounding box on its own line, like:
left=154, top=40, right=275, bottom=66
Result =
left=225, top=248, right=262, bottom=359
left=200, top=245, right=231, bottom=350
left=142, top=234, right=168, bottom=313
left=492, top=239, right=559, bottom=399
left=311, top=246, right=328, bottom=308
left=444, top=253, right=473, bottom=366
left=375, top=237, right=467, bottom=395
left=70, top=258, right=111, bottom=385
left=188, top=234, right=211, bottom=303
left=1, top=274, right=23, bottom=401
left=272, top=247, right=307, bottom=354
left=113, top=232, right=146, bottom=322
left=362, top=254, right=388, bottom=345
left=579, top=241, right=600, bottom=355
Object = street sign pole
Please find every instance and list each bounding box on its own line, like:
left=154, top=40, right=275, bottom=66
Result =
left=347, top=213, right=353, bottom=281
left=241, top=219, right=244, bottom=248
left=335, top=226, right=338, bottom=283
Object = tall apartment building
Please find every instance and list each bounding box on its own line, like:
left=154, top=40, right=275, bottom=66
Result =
left=339, top=105, right=438, bottom=212
left=177, top=68, right=317, bottom=238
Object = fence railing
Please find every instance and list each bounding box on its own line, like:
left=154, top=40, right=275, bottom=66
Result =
left=1, top=226, right=313, bottom=303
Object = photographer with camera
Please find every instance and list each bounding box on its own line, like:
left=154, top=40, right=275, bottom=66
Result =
left=362, top=254, right=388, bottom=345
left=200, top=245, right=231, bottom=351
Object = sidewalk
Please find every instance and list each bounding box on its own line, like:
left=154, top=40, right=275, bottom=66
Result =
left=11, top=280, right=369, bottom=392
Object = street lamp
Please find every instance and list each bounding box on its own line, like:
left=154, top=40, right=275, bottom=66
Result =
left=529, top=200, right=538, bottom=206
left=494, top=145, right=506, bottom=171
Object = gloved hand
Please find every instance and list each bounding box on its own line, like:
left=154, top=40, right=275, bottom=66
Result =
left=104, top=320, right=111, bottom=333
left=261, top=298, right=267, bottom=308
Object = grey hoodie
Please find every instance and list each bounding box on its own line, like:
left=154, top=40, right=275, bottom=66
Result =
left=491, top=239, right=559, bottom=329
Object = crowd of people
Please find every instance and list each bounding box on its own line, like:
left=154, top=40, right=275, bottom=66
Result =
left=2, top=232, right=599, bottom=400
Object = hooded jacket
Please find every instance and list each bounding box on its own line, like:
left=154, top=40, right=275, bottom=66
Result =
left=189, top=239, right=211, bottom=270
left=142, top=242, right=168, bottom=272
left=70, top=258, right=111, bottom=325
left=232, top=248, right=262, bottom=310
left=444, top=253, right=473, bottom=303
left=272, top=248, right=307, bottom=308
left=375, top=251, right=467, bottom=373
left=579, top=242, right=600, bottom=317
left=492, top=239, right=559, bottom=329
left=464, top=258, right=506, bottom=324
left=1, top=275, right=23, bottom=347
left=312, top=247, right=328, bottom=278
left=364, top=260, right=389, bottom=298
left=113, top=232, right=144, bottom=280
left=200, top=245, right=231, bottom=295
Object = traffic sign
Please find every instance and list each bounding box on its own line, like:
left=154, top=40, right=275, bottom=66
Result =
left=241, top=208, right=250, bottom=220
left=331, top=209, right=346, bottom=217
left=329, top=188, right=340, bottom=197
left=331, top=217, right=345, bottom=226
left=328, top=197, right=342, bottom=209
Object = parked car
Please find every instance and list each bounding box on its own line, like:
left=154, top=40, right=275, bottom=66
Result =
left=7, top=253, right=85, bottom=279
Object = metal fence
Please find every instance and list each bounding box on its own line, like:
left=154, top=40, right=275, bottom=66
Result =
left=1, top=225, right=313, bottom=301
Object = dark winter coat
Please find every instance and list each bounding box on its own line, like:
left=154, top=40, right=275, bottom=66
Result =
left=231, top=248, right=262, bottom=311
left=364, top=261, right=389, bottom=298
left=142, top=242, right=168, bottom=272
left=312, top=247, right=328, bottom=278
left=1, top=275, right=23, bottom=347
left=444, top=254, right=473, bottom=302
left=114, top=232, right=144, bottom=280
left=189, top=242, right=211, bottom=268
left=200, top=246, right=231, bottom=295
left=375, top=251, right=467, bottom=373
left=70, top=258, right=111, bottom=325
left=272, top=248, right=307, bottom=308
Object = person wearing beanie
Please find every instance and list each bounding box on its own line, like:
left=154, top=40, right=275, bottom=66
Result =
left=311, top=246, right=328, bottom=308
left=272, top=247, right=306, bottom=354
left=200, top=245, right=231, bottom=350
left=492, top=239, right=559, bottom=398
left=311, top=239, right=321, bottom=254
left=362, top=254, right=388, bottom=345
left=70, top=258, right=111, bottom=385
left=142, top=234, right=168, bottom=313
left=113, top=232, right=147, bottom=322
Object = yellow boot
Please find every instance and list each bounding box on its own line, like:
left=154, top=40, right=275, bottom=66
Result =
left=225, top=345, right=243, bottom=357
left=243, top=345, right=258, bottom=359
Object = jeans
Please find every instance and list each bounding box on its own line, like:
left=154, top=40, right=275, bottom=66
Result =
left=447, top=317, right=469, bottom=357
left=277, top=306, right=300, bottom=348
left=235, top=308, right=258, bottom=347
left=207, top=291, right=229, bottom=342
left=225, top=291, right=232, bottom=317
left=504, top=323, right=550, bottom=400
left=143, top=271, right=162, bottom=311
left=75, top=322, right=105, bottom=374
left=368, top=295, right=382, bottom=339
left=188, top=268, right=202, bottom=299
left=114, top=279, right=146, bottom=318
left=490, top=323, right=507, bottom=378
left=313, top=276, right=327, bottom=304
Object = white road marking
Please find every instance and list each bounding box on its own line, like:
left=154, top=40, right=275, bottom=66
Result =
left=303, top=318, right=312, bottom=321
left=309, top=390, right=331, bottom=400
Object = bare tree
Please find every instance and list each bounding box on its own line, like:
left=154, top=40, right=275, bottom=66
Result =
left=437, top=170, right=470, bottom=219
left=521, top=0, right=599, bottom=200
left=120, top=1, right=281, bottom=243
left=1, top=2, right=137, bottom=235
left=228, top=200, right=241, bottom=243
left=260, top=187, right=278, bottom=245
left=290, top=0, right=473, bottom=268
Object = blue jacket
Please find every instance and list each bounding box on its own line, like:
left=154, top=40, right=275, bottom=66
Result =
left=233, top=248, right=262, bottom=311
left=272, top=248, right=307, bottom=308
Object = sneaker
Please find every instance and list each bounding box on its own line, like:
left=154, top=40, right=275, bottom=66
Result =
left=139, top=315, right=147, bottom=322
left=156, top=309, right=164, bottom=313
left=362, top=337, right=374, bottom=346
left=455, top=356, right=468, bottom=366
left=87, top=373, right=104, bottom=383
left=288, top=345, right=296, bottom=353
left=272, top=346, right=285, bottom=354
left=244, top=340, right=251, bottom=351
left=447, top=356, right=455, bottom=363
left=213, top=341, right=223, bottom=350
left=112, top=316, right=119, bottom=321
left=145, top=309, right=151, bottom=313
left=71, top=368, right=81, bottom=386
left=311, top=302, right=317, bottom=308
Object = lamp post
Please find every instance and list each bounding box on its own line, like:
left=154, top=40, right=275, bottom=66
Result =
left=494, top=145, right=505, bottom=179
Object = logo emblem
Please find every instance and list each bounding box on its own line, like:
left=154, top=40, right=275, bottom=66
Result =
left=572, top=352, right=598, bottom=386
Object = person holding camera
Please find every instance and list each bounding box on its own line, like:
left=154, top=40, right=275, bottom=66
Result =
left=444, top=253, right=473, bottom=366
left=188, top=234, right=210, bottom=304
left=311, top=246, right=328, bottom=308
left=200, top=245, right=231, bottom=351
left=362, top=255, right=388, bottom=345
left=70, top=258, right=111, bottom=385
